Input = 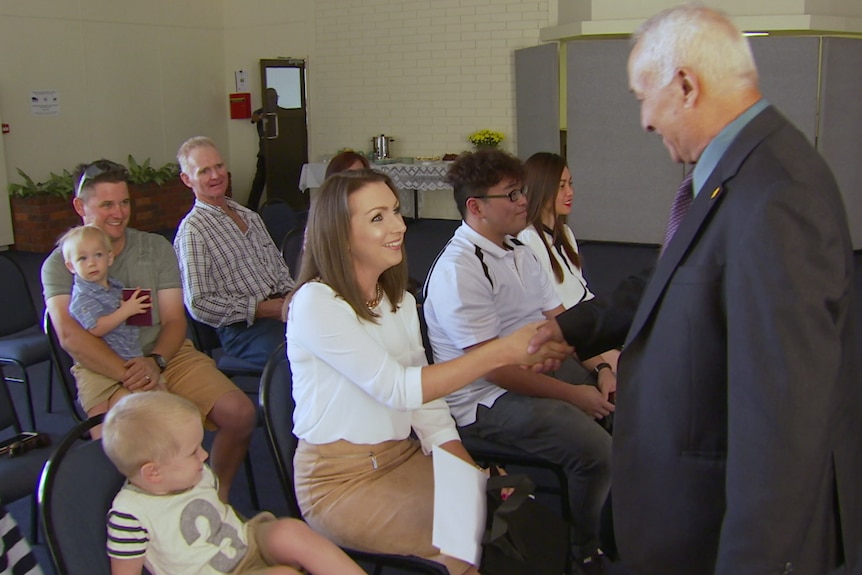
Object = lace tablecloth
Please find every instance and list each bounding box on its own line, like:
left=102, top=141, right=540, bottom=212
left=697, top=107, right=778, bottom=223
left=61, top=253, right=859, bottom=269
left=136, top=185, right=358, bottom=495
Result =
left=299, top=162, right=453, bottom=218
left=375, top=162, right=452, bottom=192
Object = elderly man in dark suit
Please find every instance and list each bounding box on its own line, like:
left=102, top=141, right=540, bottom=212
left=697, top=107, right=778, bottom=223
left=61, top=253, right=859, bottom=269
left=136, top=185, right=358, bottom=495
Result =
left=531, top=4, right=860, bottom=575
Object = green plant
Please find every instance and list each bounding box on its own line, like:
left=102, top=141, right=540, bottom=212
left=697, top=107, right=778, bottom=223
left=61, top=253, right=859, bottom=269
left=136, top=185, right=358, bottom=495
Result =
left=7, top=156, right=180, bottom=199
left=127, top=155, right=180, bottom=186
left=7, top=168, right=75, bottom=199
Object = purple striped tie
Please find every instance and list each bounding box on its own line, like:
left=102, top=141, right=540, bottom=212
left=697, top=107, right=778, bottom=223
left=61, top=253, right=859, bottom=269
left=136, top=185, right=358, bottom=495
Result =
left=662, top=171, right=694, bottom=250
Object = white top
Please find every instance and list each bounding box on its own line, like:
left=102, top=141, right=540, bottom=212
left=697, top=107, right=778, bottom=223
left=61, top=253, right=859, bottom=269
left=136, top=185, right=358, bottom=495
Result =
left=286, top=281, right=460, bottom=453
left=423, top=223, right=560, bottom=426
left=106, top=466, right=250, bottom=575
left=517, top=224, right=594, bottom=309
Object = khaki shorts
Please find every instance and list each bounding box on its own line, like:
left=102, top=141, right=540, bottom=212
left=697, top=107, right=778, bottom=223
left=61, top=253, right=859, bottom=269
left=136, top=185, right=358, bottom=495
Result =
left=233, top=512, right=280, bottom=574
left=70, top=339, right=239, bottom=425
left=72, top=366, right=166, bottom=413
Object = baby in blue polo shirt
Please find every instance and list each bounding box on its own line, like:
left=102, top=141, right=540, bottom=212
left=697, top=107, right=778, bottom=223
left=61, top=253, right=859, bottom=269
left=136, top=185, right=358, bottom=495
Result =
left=59, top=225, right=166, bottom=419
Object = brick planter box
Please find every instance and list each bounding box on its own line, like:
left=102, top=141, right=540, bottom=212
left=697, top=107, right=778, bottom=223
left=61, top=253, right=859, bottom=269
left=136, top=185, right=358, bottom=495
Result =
left=10, top=195, right=80, bottom=253
left=127, top=179, right=193, bottom=235
left=10, top=177, right=195, bottom=253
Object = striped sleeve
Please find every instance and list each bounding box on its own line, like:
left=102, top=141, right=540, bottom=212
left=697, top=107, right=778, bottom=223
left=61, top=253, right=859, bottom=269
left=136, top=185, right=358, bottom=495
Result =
left=106, top=509, right=149, bottom=558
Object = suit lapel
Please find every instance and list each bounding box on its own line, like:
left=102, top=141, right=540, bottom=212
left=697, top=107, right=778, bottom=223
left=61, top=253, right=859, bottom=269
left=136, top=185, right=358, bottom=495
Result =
left=624, top=106, right=786, bottom=347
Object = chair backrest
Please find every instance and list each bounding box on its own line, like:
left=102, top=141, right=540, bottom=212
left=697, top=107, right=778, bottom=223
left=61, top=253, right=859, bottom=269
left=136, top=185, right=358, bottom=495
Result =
left=44, top=314, right=86, bottom=423
left=185, top=311, right=262, bottom=380
left=258, top=342, right=302, bottom=518
left=38, top=414, right=126, bottom=575
left=259, top=199, right=298, bottom=246
left=417, top=303, right=435, bottom=366
left=280, top=224, right=306, bottom=279
left=0, top=366, right=21, bottom=433
left=0, top=255, right=39, bottom=337
left=185, top=310, right=222, bottom=357
left=1, top=365, right=56, bottom=508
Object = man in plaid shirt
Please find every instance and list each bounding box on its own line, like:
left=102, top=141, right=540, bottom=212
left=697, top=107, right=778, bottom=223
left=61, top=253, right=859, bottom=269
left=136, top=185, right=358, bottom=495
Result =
left=174, top=136, right=294, bottom=369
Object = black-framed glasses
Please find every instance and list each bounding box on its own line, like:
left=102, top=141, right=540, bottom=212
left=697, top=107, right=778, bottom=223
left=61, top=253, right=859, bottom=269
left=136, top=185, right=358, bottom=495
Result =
left=75, top=160, right=128, bottom=198
left=480, top=187, right=527, bottom=202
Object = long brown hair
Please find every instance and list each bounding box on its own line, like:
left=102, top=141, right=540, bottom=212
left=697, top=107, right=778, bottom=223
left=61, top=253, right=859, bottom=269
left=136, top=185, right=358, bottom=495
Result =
left=287, top=169, right=407, bottom=323
left=523, top=152, right=581, bottom=282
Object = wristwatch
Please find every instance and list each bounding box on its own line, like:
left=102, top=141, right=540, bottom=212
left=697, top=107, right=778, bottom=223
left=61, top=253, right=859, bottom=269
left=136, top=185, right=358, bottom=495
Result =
left=593, top=362, right=612, bottom=376
left=146, top=353, right=167, bottom=373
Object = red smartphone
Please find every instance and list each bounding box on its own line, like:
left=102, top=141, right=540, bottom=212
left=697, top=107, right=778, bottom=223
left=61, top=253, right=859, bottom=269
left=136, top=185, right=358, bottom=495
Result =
left=122, top=288, right=153, bottom=326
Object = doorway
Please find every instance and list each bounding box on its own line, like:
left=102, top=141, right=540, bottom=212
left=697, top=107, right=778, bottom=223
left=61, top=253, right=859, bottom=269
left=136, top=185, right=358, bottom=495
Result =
left=259, top=58, right=309, bottom=211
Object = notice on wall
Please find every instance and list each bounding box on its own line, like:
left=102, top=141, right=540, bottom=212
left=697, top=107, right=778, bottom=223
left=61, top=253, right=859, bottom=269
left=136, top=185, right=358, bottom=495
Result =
left=30, top=90, right=60, bottom=116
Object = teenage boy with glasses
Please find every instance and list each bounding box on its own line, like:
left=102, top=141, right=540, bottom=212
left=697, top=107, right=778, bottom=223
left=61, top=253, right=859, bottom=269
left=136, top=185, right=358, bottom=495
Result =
left=423, top=149, right=613, bottom=575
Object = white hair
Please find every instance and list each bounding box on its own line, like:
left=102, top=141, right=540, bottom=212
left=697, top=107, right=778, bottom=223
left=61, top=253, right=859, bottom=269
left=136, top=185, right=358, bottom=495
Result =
left=631, top=3, right=758, bottom=94
left=176, top=136, right=218, bottom=175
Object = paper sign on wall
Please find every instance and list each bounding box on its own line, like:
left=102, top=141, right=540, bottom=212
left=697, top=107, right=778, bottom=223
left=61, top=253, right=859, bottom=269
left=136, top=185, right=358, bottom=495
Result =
left=31, top=90, right=60, bottom=116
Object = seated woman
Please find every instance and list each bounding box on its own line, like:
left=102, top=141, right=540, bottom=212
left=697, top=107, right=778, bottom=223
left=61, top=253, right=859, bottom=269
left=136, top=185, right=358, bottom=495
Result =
left=324, top=151, right=370, bottom=179
left=285, top=170, right=569, bottom=574
left=517, top=152, right=620, bottom=392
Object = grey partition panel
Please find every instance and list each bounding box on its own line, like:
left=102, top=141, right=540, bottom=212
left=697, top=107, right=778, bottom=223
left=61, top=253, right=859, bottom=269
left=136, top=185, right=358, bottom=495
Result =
left=567, top=39, right=681, bottom=244
left=515, top=43, right=560, bottom=159
left=749, top=36, right=820, bottom=143
left=818, top=37, right=862, bottom=249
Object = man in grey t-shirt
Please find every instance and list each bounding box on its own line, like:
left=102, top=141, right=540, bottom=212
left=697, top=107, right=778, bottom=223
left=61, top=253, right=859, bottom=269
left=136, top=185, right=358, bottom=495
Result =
left=42, top=159, right=255, bottom=501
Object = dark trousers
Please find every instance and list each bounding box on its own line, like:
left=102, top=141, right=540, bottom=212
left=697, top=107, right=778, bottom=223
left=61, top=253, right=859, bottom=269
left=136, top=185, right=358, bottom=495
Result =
left=247, top=152, right=266, bottom=211
left=216, top=318, right=284, bottom=369
left=458, top=391, right=612, bottom=558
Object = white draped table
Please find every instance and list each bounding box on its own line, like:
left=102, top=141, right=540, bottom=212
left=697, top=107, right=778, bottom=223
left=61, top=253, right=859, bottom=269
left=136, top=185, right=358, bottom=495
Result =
left=299, top=161, right=454, bottom=219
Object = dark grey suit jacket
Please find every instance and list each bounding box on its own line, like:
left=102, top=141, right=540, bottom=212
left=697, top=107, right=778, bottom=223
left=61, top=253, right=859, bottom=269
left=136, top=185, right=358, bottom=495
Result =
left=558, top=106, right=860, bottom=575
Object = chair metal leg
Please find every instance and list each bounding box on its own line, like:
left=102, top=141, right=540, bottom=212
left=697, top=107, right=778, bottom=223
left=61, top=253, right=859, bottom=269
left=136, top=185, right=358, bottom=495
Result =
left=0, top=360, right=37, bottom=429
left=243, top=454, right=260, bottom=510
left=22, top=373, right=36, bottom=430
left=30, top=491, right=39, bottom=544
left=46, top=358, right=55, bottom=413
left=15, top=369, right=36, bottom=430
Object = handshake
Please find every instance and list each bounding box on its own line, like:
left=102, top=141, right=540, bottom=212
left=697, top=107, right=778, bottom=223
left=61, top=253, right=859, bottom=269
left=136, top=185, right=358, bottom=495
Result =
left=502, top=320, right=569, bottom=373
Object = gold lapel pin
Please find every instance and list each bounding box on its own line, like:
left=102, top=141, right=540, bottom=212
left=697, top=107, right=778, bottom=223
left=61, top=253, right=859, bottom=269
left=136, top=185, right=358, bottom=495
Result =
left=710, top=186, right=721, bottom=199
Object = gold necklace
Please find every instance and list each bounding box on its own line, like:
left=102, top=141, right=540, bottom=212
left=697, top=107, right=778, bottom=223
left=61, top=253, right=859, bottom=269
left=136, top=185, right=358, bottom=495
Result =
left=365, top=283, right=383, bottom=310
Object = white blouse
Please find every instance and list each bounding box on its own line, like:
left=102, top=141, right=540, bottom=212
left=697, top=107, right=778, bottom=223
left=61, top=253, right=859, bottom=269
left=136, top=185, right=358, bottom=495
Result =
left=517, top=224, right=594, bottom=309
left=286, top=281, right=460, bottom=454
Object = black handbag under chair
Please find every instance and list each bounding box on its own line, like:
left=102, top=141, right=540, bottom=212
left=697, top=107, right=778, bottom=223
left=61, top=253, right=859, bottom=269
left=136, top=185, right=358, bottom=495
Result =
left=480, top=470, right=570, bottom=575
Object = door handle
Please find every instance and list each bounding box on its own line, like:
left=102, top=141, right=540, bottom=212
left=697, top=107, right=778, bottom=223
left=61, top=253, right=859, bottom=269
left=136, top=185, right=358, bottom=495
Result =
left=264, top=112, right=279, bottom=139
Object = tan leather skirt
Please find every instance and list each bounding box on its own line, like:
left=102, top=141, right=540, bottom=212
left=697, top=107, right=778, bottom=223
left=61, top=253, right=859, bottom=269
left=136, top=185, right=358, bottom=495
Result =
left=294, top=438, right=471, bottom=574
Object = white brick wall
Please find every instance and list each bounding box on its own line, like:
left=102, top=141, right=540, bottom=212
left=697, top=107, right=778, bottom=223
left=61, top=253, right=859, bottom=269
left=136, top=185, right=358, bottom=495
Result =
left=310, top=0, right=550, bottom=160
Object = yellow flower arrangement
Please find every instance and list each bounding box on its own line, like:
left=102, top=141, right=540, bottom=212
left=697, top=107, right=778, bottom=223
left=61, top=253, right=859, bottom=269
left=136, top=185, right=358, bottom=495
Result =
left=468, top=129, right=505, bottom=148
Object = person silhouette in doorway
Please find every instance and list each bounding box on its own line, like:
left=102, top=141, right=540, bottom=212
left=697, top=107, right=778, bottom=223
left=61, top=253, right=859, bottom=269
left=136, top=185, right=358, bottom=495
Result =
left=247, top=87, right=279, bottom=211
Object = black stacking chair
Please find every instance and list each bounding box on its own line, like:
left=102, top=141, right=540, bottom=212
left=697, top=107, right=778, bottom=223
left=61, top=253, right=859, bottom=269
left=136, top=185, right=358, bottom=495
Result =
left=184, top=311, right=261, bottom=510
left=259, top=198, right=298, bottom=246
left=280, top=224, right=306, bottom=278
left=37, top=414, right=147, bottom=575
left=44, top=314, right=87, bottom=423
left=0, top=254, right=53, bottom=429
left=259, top=343, right=448, bottom=575
left=185, top=312, right=263, bottom=379
left=0, top=365, right=59, bottom=542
